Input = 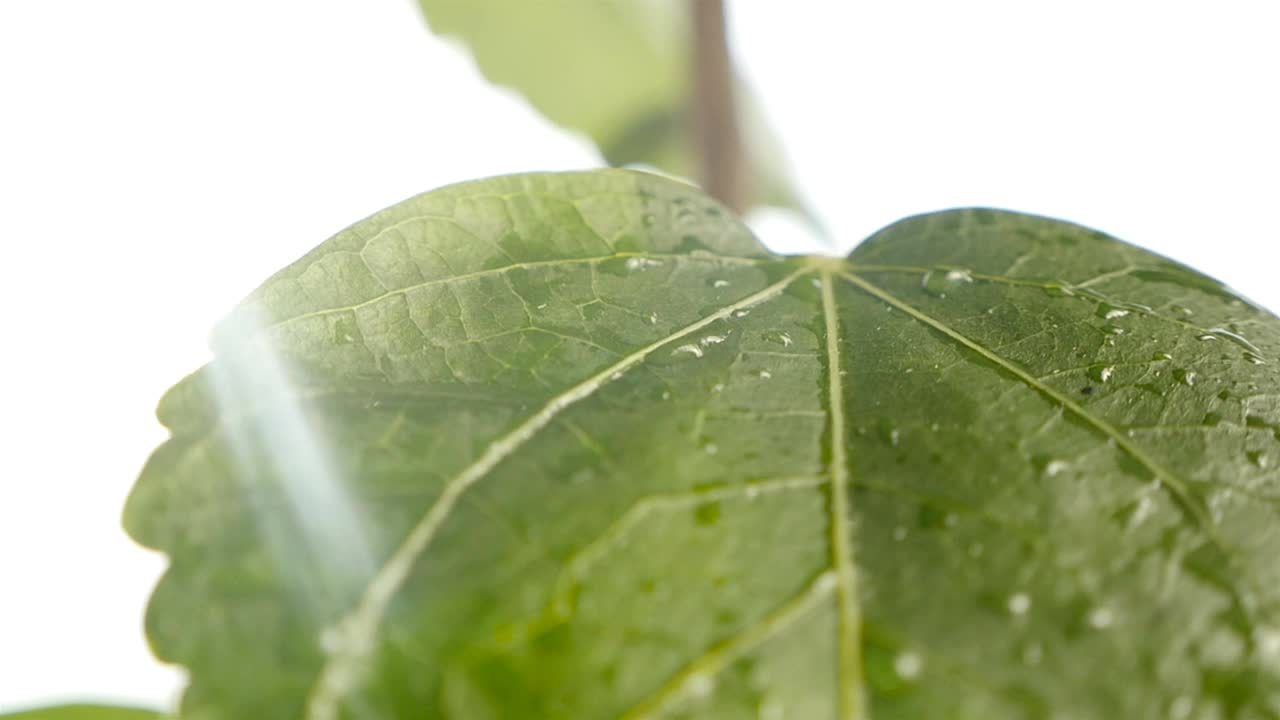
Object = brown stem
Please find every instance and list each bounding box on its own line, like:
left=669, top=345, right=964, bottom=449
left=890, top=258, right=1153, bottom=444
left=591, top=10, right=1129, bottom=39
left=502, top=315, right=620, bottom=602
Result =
left=691, top=0, right=746, bottom=213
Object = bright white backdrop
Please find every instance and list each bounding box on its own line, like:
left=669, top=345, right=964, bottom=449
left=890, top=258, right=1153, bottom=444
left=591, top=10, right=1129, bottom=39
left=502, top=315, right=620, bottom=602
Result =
left=0, top=0, right=1276, bottom=712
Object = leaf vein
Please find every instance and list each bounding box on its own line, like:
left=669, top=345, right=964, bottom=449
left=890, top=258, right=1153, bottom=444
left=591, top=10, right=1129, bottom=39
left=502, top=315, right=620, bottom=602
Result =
left=302, top=267, right=811, bottom=719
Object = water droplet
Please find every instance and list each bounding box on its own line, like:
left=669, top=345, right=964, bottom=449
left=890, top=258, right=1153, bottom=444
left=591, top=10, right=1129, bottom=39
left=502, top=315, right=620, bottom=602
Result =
left=1101, top=323, right=1125, bottom=336
left=893, top=651, right=923, bottom=679
left=755, top=369, right=773, bottom=380
left=673, top=344, right=704, bottom=358
left=1247, top=450, right=1268, bottom=469
left=661, top=391, right=672, bottom=400
left=1202, top=412, right=1223, bottom=427
left=1197, top=333, right=1218, bottom=342
left=1127, top=495, right=1156, bottom=528
left=1169, top=696, right=1193, bottom=720
left=625, top=257, right=663, bottom=272
left=1007, top=593, right=1032, bottom=615
left=892, top=526, right=908, bottom=541
left=1257, top=626, right=1280, bottom=661
left=685, top=671, right=716, bottom=698
left=878, top=420, right=901, bottom=447
left=1246, top=352, right=1267, bottom=365
left=711, top=279, right=731, bottom=289
left=1032, top=454, right=1068, bottom=477
left=1043, top=283, right=1076, bottom=298
left=732, top=308, right=751, bottom=318
left=647, top=311, right=658, bottom=325
left=1170, top=304, right=1194, bottom=316
left=1152, top=352, right=1173, bottom=361
left=710, top=382, right=725, bottom=394
left=1087, top=606, right=1114, bottom=629
left=1087, top=364, right=1115, bottom=383
left=921, top=269, right=973, bottom=297
left=610, top=371, right=623, bottom=381
left=536, top=303, right=548, bottom=310
left=1205, top=327, right=1263, bottom=355
left=700, top=334, right=727, bottom=346
left=1174, top=368, right=1196, bottom=386
left=763, top=330, right=793, bottom=347
left=1096, top=303, right=1130, bottom=320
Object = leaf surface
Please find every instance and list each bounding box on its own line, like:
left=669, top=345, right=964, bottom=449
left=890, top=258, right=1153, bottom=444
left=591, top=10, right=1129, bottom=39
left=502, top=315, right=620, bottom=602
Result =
left=126, top=170, right=1280, bottom=718
left=413, top=0, right=800, bottom=213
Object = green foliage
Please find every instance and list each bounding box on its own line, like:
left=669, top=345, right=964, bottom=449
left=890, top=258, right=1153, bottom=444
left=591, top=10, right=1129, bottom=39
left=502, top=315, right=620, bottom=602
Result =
left=126, top=170, right=1280, bottom=718
left=414, top=0, right=800, bottom=212
left=0, top=706, right=166, bottom=720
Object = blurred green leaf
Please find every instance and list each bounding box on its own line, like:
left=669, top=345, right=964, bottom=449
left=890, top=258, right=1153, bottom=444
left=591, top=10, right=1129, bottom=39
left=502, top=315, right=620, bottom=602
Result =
left=415, top=0, right=803, bottom=214
left=128, top=170, right=1280, bottom=717
left=0, top=706, right=167, bottom=720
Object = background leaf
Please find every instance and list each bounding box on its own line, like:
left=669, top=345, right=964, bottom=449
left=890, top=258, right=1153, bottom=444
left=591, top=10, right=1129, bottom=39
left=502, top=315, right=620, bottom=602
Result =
left=0, top=706, right=167, bottom=720
left=128, top=170, right=1280, bottom=718
left=414, top=0, right=802, bottom=214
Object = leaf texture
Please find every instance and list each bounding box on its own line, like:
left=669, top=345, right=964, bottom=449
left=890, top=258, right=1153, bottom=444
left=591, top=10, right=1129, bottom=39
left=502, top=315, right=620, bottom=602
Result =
left=126, top=170, right=1280, bottom=719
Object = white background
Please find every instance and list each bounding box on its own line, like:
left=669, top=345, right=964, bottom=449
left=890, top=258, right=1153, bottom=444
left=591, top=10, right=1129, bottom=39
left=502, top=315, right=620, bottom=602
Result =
left=1, top=0, right=1276, bottom=712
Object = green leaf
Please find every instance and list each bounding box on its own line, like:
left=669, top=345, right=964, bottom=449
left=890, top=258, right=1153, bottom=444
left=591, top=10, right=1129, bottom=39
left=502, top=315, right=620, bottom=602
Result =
left=0, top=706, right=167, bottom=720
left=126, top=170, right=1280, bottom=718
left=413, top=0, right=801, bottom=213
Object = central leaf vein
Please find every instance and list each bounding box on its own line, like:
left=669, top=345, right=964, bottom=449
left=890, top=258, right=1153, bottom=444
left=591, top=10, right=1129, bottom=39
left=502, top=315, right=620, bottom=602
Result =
left=820, top=269, right=869, bottom=720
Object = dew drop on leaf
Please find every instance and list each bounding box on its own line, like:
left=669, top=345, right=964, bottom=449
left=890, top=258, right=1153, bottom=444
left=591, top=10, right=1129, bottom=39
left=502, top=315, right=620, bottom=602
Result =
left=1007, top=593, right=1032, bottom=615
left=763, top=330, right=793, bottom=347
left=1206, top=327, right=1263, bottom=355
left=1088, top=606, right=1114, bottom=629
left=672, top=344, right=704, bottom=358
left=1096, top=303, right=1131, bottom=320
left=1174, top=368, right=1197, bottom=386
left=1087, top=364, right=1115, bottom=383
left=624, top=256, right=663, bottom=272
left=1169, top=696, right=1194, bottom=720
left=685, top=672, right=716, bottom=698
left=921, top=269, right=973, bottom=297
left=893, top=651, right=923, bottom=679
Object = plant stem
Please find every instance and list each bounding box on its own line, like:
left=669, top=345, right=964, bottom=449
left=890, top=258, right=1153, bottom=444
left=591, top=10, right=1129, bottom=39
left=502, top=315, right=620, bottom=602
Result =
left=691, top=0, right=746, bottom=213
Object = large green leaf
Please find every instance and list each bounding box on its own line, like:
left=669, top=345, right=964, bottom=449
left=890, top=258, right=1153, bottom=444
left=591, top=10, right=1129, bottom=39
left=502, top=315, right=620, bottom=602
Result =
left=0, top=706, right=167, bottom=720
left=126, top=170, right=1280, bottom=718
left=413, top=0, right=800, bottom=212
